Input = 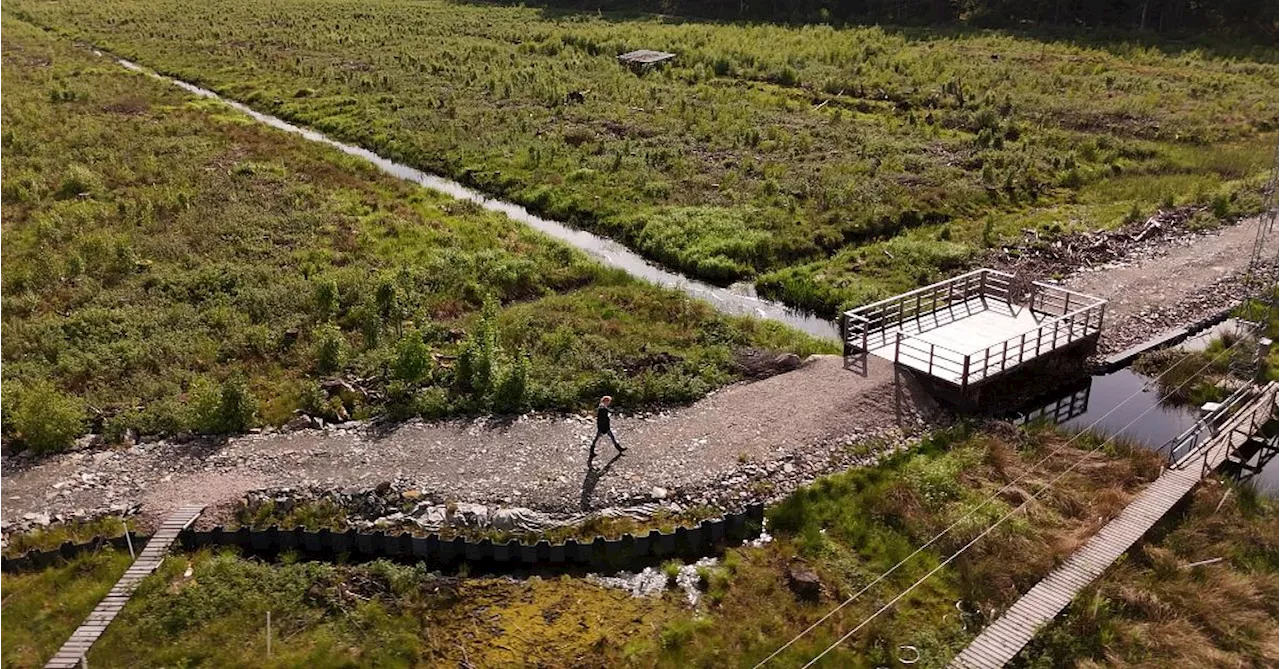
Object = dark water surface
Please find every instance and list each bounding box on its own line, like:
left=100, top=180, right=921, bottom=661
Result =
left=1021, top=368, right=1278, bottom=497
left=115, top=59, right=841, bottom=342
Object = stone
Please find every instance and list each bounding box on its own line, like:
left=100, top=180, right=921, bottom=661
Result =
left=787, top=559, right=822, bottom=602
left=651, top=487, right=669, bottom=500
left=401, top=490, right=423, bottom=501
left=773, top=353, right=802, bottom=371
left=284, top=414, right=312, bottom=432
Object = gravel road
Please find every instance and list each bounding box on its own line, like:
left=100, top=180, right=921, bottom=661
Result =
left=1067, top=215, right=1277, bottom=354
left=2, top=355, right=937, bottom=530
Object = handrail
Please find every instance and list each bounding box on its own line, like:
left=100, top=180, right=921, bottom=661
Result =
left=844, top=268, right=999, bottom=316
left=1163, top=383, right=1260, bottom=466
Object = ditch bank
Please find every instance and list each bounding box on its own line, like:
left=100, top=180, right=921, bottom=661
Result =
left=1, top=504, right=764, bottom=574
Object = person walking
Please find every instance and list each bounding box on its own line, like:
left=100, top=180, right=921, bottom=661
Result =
left=590, top=395, right=625, bottom=458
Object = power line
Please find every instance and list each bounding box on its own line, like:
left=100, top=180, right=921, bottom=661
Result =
left=751, top=333, right=1222, bottom=667
left=797, top=335, right=1251, bottom=668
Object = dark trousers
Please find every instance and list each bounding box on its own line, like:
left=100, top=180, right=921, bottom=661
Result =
left=590, top=429, right=621, bottom=454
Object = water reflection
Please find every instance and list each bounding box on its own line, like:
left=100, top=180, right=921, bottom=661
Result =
left=1016, top=369, right=1278, bottom=497
left=115, top=59, right=841, bottom=342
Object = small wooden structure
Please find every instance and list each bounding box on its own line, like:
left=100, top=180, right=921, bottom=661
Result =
left=44, top=505, right=205, bottom=668
left=617, top=49, right=676, bottom=71
left=842, top=269, right=1106, bottom=394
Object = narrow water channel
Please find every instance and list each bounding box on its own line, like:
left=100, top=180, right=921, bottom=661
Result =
left=113, top=58, right=842, bottom=342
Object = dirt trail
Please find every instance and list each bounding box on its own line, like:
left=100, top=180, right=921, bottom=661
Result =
left=1067, top=216, right=1276, bottom=354
left=2, top=356, right=935, bottom=528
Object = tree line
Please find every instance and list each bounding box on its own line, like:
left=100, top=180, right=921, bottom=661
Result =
left=545, top=0, right=1277, bottom=45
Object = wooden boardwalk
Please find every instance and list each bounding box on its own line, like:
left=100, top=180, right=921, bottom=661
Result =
left=44, top=505, right=204, bottom=669
left=950, top=383, right=1277, bottom=669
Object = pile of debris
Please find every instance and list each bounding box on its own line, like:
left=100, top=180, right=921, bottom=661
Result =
left=985, top=205, right=1212, bottom=280
left=235, top=483, right=680, bottom=536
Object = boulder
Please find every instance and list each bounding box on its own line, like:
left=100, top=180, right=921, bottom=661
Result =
left=787, top=559, right=822, bottom=602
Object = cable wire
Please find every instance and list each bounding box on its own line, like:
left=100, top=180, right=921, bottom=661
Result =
left=798, top=336, right=1250, bottom=668
left=751, top=333, right=1222, bottom=667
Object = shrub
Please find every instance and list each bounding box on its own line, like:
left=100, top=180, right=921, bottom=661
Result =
left=492, top=352, right=530, bottom=414
left=55, top=165, right=103, bottom=199
left=10, top=381, right=84, bottom=453
left=393, top=330, right=433, bottom=383
left=189, top=375, right=258, bottom=434
left=313, top=324, right=347, bottom=374
left=314, top=278, right=339, bottom=321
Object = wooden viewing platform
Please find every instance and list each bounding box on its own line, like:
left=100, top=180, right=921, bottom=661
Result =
left=950, top=381, right=1278, bottom=669
left=45, top=505, right=204, bottom=669
left=842, top=269, right=1107, bottom=391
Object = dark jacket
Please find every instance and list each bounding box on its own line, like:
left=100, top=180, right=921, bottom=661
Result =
left=596, top=404, right=611, bottom=432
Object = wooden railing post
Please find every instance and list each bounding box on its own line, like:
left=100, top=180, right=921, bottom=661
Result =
left=928, top=345, right=935, bottom=375
left=895, top=331, right=902, bottom=364
left=961, top=354, right=971, bottom=391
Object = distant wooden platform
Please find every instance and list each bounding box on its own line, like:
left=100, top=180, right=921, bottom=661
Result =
left=949, top=382, right=1278, bottom=668
left=617, top=49, right=675, bottom=68
left=44, top=505, right=204, bottom=669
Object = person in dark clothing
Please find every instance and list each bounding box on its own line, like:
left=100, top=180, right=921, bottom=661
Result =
left=590, top=395, right=625, bottom=457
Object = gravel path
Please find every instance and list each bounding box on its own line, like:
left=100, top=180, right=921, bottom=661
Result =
left=1067, top=215, right=1277, bottom=354
left=2, top=356, right=938, bottom=530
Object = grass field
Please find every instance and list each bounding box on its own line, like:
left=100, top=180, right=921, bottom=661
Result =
left=5, top=425, right=1273, bottom=667
left=0, top=18, right=829, bottom=451
left=9, top=0, right=1277, bottom=315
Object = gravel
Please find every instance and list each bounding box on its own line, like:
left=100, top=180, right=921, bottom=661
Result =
left=2, top=355, right=937, bottom=534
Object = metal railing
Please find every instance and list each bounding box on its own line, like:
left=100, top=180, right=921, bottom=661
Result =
left=1163, top=382, right=1279, bottom=476
left=1161, top=384, right=1255, bottom=465
left=966, top=286, right=1106, bottom=386
left=842, top=269, right=1106, bottom=390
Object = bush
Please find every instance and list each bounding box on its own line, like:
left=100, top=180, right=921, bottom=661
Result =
left=313, top=324, right=347, bottom=374
left=492, top=352, right=530, bottom=414
left=189, top=376, right=258, bottom=434
left=55, top=165, right=103, bottom=199
left=10, top=381, right=84, bottom=453
left=393, top=331, right=433, bottom=384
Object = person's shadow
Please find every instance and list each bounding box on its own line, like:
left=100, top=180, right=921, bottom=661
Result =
left=580, top=449, right=623, bottom=512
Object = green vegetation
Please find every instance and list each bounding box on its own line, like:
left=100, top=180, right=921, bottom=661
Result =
left=0, top=19, right=830, bottom=450
left=11, top=0, right=1275, bottom=316
left=1, top=515, right=136, bottom=558
left=0, top=549, right=133, bottom=668
left=1015, top=480, right=1278, bottom=667
left=8, top=425, right=1210, bottom=667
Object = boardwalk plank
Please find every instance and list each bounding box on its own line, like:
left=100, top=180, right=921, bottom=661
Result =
left=43, top=505, right=204, bottom=669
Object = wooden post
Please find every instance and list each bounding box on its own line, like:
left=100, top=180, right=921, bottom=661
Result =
left=1019, top=332, right=1027, bottom=363
left=267, top=611, right=272, bottom=657
left=961, top=354, right=971, bottom=391
left=984, top=346, right=991, bottom=379
left=1053, top=320, right=1060, bottom=348
left=928, top=345, right=935, bottom=375
left=123, top=518, right=134, bottom=560
left=895, top=331, right=902, bottom=364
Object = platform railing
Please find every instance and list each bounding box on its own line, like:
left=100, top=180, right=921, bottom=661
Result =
left=842, top=268, right=1014, bottom=354
left=1162, top=383, right=1263, bottom=467
left=967, top=297, right=1106, bottom=385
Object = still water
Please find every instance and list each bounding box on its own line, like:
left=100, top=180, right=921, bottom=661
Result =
left=1019, top=368, right=1278, bottom=497
left=114, top=59, right=842, bottom=342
